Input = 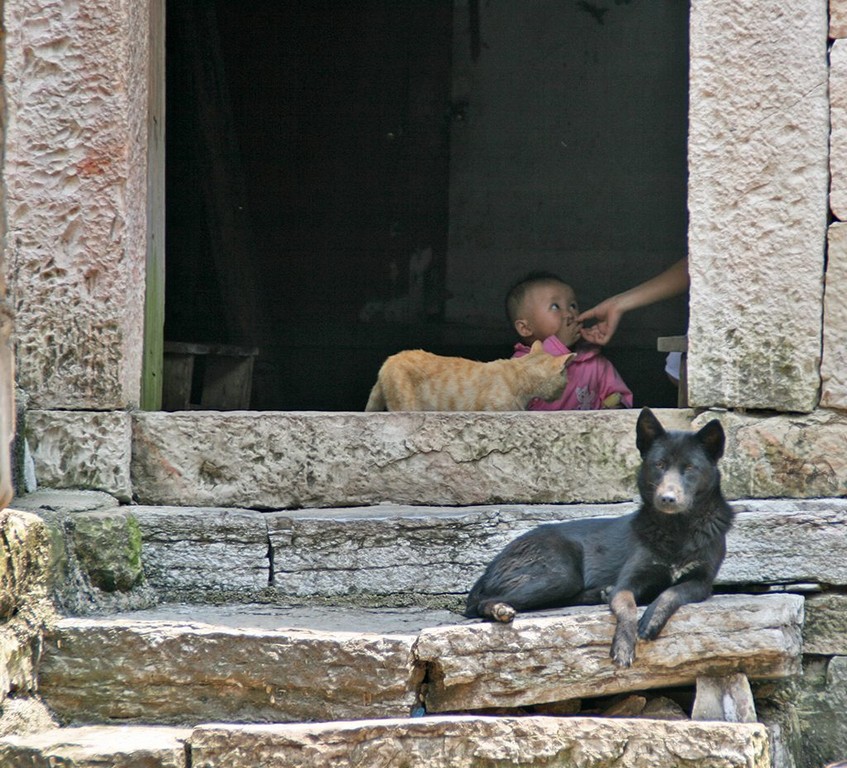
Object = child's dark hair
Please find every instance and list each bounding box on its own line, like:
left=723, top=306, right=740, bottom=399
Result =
left=505, top=271, right=567, bottom=325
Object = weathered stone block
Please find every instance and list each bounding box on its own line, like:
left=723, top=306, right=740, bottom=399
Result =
left=3, top=0, right=150, bottom=409
left=132, top=506, right=270, bottom=599
left=0, top=509, right=54, bottom=705
left=416, top=594, right=802, bottom=713
left=0, top=725, right=190, bottom=768
left=38, top=618, right=422, bottom=725
left=833, top=42, right=847, bottom=220
left=722, top=500, right=847, bottom=586
left=266, top=503, right=627, bottom=603
left=696, top=410, right=847, bottom=500
left=188, top=716, right=770, bottom=768
left=70, top=510, right=143, bottom=592
left=804, top=594, right=847, bottom=655
left=131, top=409, right=692, bottom=508
left=26, top=411, right=132, bottom=501
left=688, top=0, right=828, bottom=411
left=833, top=0, right=847, bottom=38
left=692, top=674, right=757, bottom=723
left=822, top=223, right=847, bottom=409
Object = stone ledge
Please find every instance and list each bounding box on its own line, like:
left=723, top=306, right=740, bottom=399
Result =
left=0, top=716, right=770, bottom=768
left=417, top=594, right=803, bottom=712
left=0, top=725, right=190, bottom=768
left=37, top=594, right=801, bottom=727
left=128, top=409, right=847, bottom=509
left=189, top=716, right=769, bottom=768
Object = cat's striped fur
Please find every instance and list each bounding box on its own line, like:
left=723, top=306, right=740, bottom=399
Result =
left=365, top=340, right=574, bottom=412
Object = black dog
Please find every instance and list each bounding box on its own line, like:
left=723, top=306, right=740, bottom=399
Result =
left=465, top=408, right=734, bottom=667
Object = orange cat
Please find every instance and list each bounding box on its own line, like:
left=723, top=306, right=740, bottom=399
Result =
left=365, top=341, right=575, bottom=412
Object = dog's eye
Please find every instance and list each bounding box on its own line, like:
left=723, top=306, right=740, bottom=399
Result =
left=654, top=460, right=667, bottom=470
left=682, top=463, right=694, bottom=473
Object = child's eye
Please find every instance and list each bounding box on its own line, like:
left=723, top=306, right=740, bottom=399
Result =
left=550, top=303, right=560, bottom=310
left=570, top=303, right=579, bottom=311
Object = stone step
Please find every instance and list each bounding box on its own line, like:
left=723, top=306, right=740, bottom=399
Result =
left=37, top=594, right=802, bottom=727
left=14, top=492, right=847, bottom=609
left=0, top=716, right=771, bottom=767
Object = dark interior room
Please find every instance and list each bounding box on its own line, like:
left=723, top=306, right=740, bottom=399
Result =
left=164, top=0, right=688, bottom=411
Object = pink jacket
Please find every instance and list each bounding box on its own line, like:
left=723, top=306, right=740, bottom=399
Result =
left=513, top=336, right=633, bottom=410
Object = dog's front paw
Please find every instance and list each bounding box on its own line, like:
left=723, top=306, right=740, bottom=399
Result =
left=610, top=636, right=635, bottom=668
left=637, top=605, right=660, bottom=640
left=491, top=602, right=516, bottom=623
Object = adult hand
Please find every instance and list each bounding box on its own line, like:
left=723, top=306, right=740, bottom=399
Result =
left=578, top=298, right=623, bottom=345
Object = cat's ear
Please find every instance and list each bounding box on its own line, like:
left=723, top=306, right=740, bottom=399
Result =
left=561, top=352, right=576, bottom=368
left=529, top=340, right=544, bottom=354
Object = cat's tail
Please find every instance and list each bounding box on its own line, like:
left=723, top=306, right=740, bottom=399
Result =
left=365, top=381, right=386, bottom=411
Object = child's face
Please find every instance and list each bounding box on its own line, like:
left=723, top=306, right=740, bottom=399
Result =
left=516, top=281, right=582, bottom=347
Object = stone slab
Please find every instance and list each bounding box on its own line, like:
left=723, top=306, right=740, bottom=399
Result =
left=803, top=593, right=847, bottom=655
left=822, top=223, right=847, bottom=408
left=132, top=506, right=270, bottom=599
left=688, top=0, right=828, bottom=411
left=131, top=410, right=692, bottom=508
left=129, top=409, right=847, bottom=509
left=122, top=500, right=847, bottom=606
left=26, top=410, right=132, bottom=501
left=416, top=594, right=803, bottom=712
left=695, top=410, right=847, bottom=500
left=0, top=725, right=190, bottom=768
left=38, top=617, right=422, bottom=726
left=266, top=503, right=629, bottom=604
left=188, top=716, right=770, bottom=768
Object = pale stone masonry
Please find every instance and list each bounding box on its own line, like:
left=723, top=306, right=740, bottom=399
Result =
left=3, top=0, right=150, bottom=410
left=688, top=0, right=829, bottom=412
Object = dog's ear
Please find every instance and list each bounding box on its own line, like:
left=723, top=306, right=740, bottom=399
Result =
left=696, top=419, right=725, bottom=461
left=636, top=408, right=665, bottom=455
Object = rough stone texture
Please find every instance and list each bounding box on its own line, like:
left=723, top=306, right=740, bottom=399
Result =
left=38, top=618, right=422, bottom=725
left=0, top=509, right=54, bottom=705
left=132, top=506, right=270, bottom=599
left=695, top=410, right=847, bottom=500
left=188, top=716, right=770, bottom=768
left=822, top=223, right=847, bottom=408
left=117, top=500, right=847, bottom=606
left=691, top=674, right=757, bottom=723
left=26, top=410, right=132, bottom=501
left=722, top=500, right=847, bottom=586
left=129, top=408, right=847, bottom=509
left=688, top=0, right=828, bottom=411
left=70, top=510, right=143, bottom=592
left=11, top=490, right=157, bottom=615
left=0, top=697, right=57, bottom=737
left=131, top=409, right=692, bottom=508
left=833, top=43, right=847, bottom=220
left=797, top=657, right=847, bottom=768
left=3, top=0, right=149, bottom=410
left=834, top=0, right=847, bottom=38
left=803, top=594, right=847, bottom=655
left=0, top=725, right=190, bottom=768
left=266, top=503, right=629, bottom=605
left=416, top=594, right=801, bottom=713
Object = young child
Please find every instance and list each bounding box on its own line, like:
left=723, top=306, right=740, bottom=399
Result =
left=506, top=272, right=633, bottom=410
